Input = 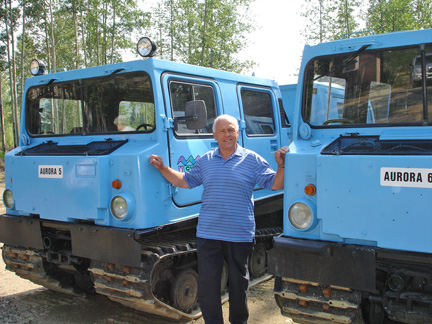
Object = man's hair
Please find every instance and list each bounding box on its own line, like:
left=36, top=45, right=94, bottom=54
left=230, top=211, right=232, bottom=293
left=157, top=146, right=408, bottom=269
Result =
left=213, top=114, right=239, bottom=133
left=114, top=115, right=127, bottom=126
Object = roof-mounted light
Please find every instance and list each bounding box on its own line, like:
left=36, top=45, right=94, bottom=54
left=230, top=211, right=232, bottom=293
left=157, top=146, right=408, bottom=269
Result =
left=30, top=59, right=46, bottom=76
left=137, top=37, right=157, bottom=57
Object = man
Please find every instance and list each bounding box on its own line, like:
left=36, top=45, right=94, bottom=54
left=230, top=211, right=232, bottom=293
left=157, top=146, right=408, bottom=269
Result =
left=149, top=114, right=288, bottom=324
left=114, top=116, right=134, bottom=131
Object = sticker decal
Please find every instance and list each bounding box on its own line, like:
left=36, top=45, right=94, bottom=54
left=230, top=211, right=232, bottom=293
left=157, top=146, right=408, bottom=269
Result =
left=380, top=167, right=432, bottom=188
left=177, top=155, right=200, bottom=172
left=38, top=165, right=63, bottom=178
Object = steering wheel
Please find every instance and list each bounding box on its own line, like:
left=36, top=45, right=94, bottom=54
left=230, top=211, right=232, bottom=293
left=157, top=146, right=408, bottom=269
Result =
left=136, top=123, right=153, bottom=131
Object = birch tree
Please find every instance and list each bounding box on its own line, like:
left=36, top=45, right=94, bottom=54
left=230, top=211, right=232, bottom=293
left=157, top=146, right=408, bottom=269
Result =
left=367, top=0, right=415, bottom=33
left=332, top=0, right=362, bottom=39
left=413, top=0, right=432, bottom=29
left=3, top=0, right=20, bottom=147
left=151, top=0, right=255, bottom=73
left=300, top=0, right=336, bottom=44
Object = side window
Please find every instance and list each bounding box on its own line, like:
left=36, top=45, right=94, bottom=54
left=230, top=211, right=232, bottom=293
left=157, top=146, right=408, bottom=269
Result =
left=241, top=89, right=275, bottom=135
left=169, top=81, right=216, bottom=135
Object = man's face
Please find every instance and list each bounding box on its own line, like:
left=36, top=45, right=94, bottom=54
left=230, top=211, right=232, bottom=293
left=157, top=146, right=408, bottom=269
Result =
left=213, top=118, right=239, bottom=153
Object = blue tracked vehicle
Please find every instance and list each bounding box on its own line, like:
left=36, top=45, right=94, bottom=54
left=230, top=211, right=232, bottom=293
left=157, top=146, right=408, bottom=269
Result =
left=0, top=38, right=290, bottom=320
left=269, top=29, right=432, bottom=324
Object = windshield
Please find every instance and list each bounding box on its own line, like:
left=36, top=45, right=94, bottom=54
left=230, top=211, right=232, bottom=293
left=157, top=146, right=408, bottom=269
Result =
left=303, top=44, right=432, bottom=127
left=26, top=71, right=155, bottom=136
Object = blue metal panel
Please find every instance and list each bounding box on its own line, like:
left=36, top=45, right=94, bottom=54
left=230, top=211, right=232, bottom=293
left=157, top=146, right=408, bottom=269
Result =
left=11, top=155, right=104, bottom=221
left=317, top=154, right=432, bottom=253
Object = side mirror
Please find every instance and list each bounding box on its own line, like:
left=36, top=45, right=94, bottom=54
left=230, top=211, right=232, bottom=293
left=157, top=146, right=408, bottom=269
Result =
left=175, top=100, right=207, bottom=130
left=185, top=100, right=207, bottom=130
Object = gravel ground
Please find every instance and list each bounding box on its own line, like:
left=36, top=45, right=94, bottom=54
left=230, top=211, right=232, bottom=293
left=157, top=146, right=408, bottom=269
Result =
left=0, top=255, right=291, bottom=324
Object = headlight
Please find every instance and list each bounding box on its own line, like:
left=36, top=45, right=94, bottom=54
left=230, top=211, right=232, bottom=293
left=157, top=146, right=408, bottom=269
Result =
left=289, top=202, right=313, bottom=230
left=137, top=37, right=157, bottom=57
left=110, top=193, right=135, bottom=220
left=30, top=59, right=46, bottom=76
left=3, top=189, right=15, bottom=209
left=110, top=196, right=128, bottom=219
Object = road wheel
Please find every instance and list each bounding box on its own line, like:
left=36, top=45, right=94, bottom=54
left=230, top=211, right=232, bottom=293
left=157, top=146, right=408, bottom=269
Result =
left=171, top=269, right=198, bottom=313
left=249, top=243, right=267, bottom=278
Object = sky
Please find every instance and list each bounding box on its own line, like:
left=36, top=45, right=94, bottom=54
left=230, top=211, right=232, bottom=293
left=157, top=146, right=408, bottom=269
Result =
left=238, top=0, right=304, bottom=85
left=130, top=0, right=305, bottom=86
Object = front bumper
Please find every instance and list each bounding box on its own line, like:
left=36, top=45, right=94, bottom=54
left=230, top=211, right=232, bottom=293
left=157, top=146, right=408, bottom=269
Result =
left=0, top=214, right=141, bottom=266
left=268, top=235, right=376, bottom=292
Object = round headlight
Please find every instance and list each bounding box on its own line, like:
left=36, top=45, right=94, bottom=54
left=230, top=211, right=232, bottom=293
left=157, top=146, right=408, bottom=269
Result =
left=289, top=202, right=313, bottom=229
left=110, top=195, right=128, bottom=219
left=137, top=37, right=157, bottom=57
left=3, top=189, right=15, bottom=209
left=30, top=59, right=46, bottom=76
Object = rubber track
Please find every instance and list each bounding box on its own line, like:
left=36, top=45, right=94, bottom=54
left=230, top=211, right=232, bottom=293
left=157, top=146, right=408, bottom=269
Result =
left=89, top=227, right=281, bottom=320
left=274, top=278, right=364, bottom=324
left=2, top=227, right=281, bottom=320
left=2, top=245, right=85, bottom=296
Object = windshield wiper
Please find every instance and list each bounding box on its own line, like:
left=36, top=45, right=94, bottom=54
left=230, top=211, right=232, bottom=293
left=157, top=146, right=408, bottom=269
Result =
left=110, top=68, right=125, bottom=75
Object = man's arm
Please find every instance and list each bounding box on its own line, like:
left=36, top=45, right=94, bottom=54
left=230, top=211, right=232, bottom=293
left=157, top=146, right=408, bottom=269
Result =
left=272, top=146, right=289, bottom=190
left=149, top=155, right=189, bottom=189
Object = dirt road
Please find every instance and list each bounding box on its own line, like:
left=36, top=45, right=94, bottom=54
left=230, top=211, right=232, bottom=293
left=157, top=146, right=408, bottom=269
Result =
left=0, top=181, right=292, bottom=324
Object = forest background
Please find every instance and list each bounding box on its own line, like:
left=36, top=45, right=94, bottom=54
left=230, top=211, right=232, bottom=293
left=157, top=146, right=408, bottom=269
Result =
left=1, top=0, right=432, bottom=152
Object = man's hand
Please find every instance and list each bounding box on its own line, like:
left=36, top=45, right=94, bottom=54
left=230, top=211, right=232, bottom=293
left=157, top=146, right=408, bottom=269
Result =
left=149, top=154, right=189, bottom=188
left=149, top=154, right=165, bottom=171
left=272, top=146, right=289, bottom=190
left=275, top=146, right=289, bottom=169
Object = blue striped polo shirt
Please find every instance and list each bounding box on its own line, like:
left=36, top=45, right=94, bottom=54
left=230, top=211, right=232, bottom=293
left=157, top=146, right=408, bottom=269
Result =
left=184, top=145, right=276, bottom=242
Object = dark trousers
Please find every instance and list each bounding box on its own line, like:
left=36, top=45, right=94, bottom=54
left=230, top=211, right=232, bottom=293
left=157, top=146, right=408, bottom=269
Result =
left=197, top=237, right=254, bottom=324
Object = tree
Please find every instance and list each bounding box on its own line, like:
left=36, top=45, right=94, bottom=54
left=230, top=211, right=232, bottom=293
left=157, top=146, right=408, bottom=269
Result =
left=0, top=74, right=5, bottom=155
left=300, top=0, right=336, bottom=44
left=0, top=0, right=151, bottom=149
left=150, top=0, right=255, bottom=73
left=412, top=0, right=432, bottom=29
left=366, top=0, right=416, bottom=33
left=2, top=0, right=20, bottom=147
left=332, top=0, right=362, bottom=39
left=75, top=0, right=150, bottom=67
left=300, top=0, right=366, bottom=43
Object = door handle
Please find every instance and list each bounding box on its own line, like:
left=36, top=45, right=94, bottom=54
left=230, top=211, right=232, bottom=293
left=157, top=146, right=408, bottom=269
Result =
left=270, top=139, right=278, bottom=152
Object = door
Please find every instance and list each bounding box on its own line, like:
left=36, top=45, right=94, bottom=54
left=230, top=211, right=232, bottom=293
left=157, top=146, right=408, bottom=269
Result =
left=162, top=74, right=221, bottom=206
left=237, top=86, right=282, bottom=171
